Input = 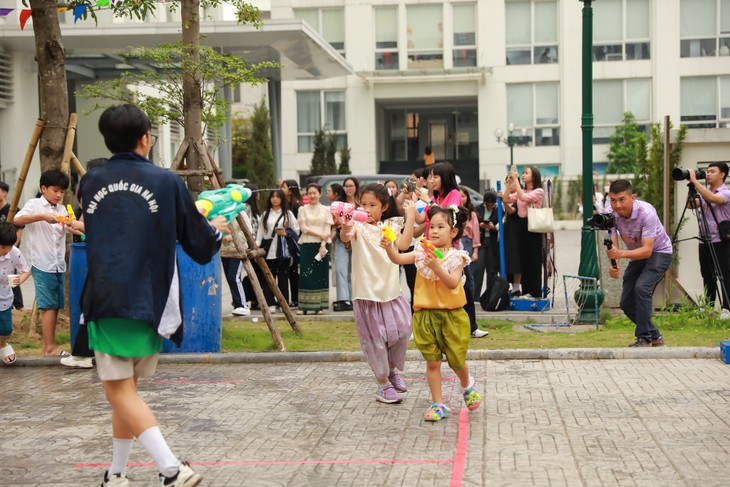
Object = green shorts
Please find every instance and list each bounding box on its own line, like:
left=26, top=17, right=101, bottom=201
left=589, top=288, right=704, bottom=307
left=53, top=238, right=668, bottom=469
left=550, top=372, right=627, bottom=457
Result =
left=412, top=308, right=470, bottom=372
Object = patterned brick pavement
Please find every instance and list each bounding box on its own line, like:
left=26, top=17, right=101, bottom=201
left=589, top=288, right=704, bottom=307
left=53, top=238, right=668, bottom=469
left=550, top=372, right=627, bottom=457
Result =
left=2, top=358, right=730, bottom=486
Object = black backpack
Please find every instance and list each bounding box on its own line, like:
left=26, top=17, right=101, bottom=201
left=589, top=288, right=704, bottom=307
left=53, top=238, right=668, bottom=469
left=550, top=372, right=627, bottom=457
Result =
left=480, top=276, right=510, bottom=312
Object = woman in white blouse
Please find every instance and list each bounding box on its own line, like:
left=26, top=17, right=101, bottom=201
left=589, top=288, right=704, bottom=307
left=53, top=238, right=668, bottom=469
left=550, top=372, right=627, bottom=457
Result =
left=297, top=183, right=334, bottom=314
left=255, top=189, right=300, bottom=311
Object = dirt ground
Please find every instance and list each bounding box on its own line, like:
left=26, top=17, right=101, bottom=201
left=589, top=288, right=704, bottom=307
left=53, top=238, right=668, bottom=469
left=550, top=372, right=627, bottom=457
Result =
left=10, top=307, right=71, bottom=356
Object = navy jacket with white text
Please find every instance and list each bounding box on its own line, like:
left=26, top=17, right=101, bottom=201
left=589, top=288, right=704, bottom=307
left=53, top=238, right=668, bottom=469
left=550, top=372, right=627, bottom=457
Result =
left=79, top=152, right=221, bottom=346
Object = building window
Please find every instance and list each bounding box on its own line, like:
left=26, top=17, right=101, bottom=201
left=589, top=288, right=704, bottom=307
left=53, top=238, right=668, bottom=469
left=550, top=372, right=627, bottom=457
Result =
left=593, top=79, right=651, bottom=143
left=506, top=82, right=560, bottom=146
left=680, top=0, right=730, bottom=57
left=453, top=3, right=477, bottom=67
left=506, top=0, right=558, bottom=65
left=407, top=4, right=443, bottom=69
left=294, top=8, right=345, bottom=54
left=593, top=0, right=650, bottom=61
left=375, top=7, right=399, bottom=70
left=681, top=77, right=730, bottom=128
left=296, top=91, right=347, bottom=153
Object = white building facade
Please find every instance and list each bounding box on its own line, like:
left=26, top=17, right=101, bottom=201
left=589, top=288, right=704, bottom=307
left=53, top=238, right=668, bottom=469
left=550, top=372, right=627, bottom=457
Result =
left=267, top=0, right=730, bottom=189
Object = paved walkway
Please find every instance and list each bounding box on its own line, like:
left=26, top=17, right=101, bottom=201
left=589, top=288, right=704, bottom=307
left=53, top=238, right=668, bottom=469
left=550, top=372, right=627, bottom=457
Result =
left=3, top=356, right=730, bottom=486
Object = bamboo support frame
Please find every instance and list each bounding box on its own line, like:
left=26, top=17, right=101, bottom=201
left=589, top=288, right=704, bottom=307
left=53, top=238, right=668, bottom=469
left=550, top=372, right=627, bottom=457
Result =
left=60, top=113, right=78, bottom=176
left=197, top=141, right=301, bottom=341
left=8, top=118, right=45, bottom=222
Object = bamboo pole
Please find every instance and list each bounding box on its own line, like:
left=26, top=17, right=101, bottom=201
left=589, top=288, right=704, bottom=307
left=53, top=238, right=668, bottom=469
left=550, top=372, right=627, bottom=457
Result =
left=170, top=139, right=190, bottom=171
left=60, top=113, right=78, bottom=176
left=8, top=119, right=45, bottom=222
left=70, top=152, right=86, bottom=177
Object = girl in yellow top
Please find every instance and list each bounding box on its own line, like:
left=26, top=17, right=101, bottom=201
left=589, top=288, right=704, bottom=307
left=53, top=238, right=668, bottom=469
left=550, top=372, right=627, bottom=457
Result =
left=383, top=205, right=481, bottom=421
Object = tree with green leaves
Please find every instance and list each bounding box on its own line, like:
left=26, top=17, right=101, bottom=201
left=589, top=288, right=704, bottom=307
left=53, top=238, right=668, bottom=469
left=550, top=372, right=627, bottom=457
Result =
left=24, top=0, right=262, bottom=180
left=78, top=43, right=275, bottom=137
left=338, top=141, right=351, bottom=175
left=309, top=129, right=326, bottom=176
left=246, top=100, right=275, bottom=191
left=324, top=133, right=338, bottom=174
left=606, top=112, right=645, bottom=175
left=231, top=113, right=251, bottom=179
left=633, top=122, right=687, bottom=226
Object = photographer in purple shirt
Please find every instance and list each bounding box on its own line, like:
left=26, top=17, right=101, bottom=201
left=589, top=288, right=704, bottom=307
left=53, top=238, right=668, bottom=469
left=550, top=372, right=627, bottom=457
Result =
left=687, top=162, right=730, bottom=319
left=605, top=180, right=672, bottom=347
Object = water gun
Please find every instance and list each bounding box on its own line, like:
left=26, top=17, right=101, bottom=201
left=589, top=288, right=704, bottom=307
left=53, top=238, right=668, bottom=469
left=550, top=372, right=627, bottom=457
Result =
left=55, top=204, right=77, bottom=225
left=419, top=237, right=444, bottom=259
left=196, top=184, right=251, bottom=223
left=382, top=225, right=396, bottom=241
left=330, top=201, right=368, bottom=235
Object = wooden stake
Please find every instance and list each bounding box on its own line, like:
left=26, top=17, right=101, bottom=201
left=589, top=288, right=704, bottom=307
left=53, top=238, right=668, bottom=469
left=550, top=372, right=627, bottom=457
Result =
left=70, top=152, right=86, bottom=177
left=196, top=143, right=302, bottom=344
left=60, top=113, right=78, bottom=176
left=170, top=139, right=190, bottom=171
left=8, top=119, right=45, bottom=222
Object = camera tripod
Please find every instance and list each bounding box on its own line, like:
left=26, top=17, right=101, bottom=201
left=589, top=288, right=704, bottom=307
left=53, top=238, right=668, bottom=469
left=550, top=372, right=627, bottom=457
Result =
left=672, top=182, right=729, bottom=308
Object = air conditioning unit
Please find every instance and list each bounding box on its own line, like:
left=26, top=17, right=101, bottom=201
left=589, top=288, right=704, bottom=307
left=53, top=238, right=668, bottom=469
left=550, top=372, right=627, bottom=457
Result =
left=0, top=50, right=12, bottom=108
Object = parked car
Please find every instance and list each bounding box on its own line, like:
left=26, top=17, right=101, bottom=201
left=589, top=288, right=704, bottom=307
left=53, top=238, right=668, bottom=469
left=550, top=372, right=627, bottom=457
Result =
left=308, top=174, right=410, bottom=204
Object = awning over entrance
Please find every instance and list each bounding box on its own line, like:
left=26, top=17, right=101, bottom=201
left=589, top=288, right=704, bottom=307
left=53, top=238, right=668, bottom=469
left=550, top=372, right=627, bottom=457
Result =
left=0, top=18, right=354, bottom=81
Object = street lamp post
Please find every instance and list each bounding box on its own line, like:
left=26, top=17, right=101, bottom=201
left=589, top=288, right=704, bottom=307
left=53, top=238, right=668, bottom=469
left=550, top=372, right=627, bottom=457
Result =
left=574, top=0, right=604, bottom=322
left=495, top=123, right=531, bottom=171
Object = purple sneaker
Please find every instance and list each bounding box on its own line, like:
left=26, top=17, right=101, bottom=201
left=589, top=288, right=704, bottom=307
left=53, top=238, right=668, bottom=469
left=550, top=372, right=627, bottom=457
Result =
left=375, top=383, right=403, bottom=404
left=388, top=370, right=407, bottom=393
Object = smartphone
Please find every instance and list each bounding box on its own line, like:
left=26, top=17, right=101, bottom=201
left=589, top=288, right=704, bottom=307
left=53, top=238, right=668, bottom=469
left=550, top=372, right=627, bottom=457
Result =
left=275, top=227, right=284, bottom=231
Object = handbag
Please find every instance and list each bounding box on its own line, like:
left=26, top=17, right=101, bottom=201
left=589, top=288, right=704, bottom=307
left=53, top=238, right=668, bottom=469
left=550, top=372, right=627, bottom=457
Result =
left=707, top=204, right=730, bottom=242
left=260, top=214, right=284, bottom=257
left=527, top=206, right=555, bottom=233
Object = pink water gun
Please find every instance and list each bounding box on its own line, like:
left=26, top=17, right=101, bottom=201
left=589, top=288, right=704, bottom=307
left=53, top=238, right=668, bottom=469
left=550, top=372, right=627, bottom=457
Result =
left=330, top=201, right=368, bottom=236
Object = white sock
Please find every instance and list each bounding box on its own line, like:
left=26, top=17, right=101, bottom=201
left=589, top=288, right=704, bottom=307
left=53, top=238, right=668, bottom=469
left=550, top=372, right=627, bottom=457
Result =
left=462, top=376, right=475, bottom=393
left=109, top=438, right=134, bottom=476
left=138, top=426, right=179, bottom=478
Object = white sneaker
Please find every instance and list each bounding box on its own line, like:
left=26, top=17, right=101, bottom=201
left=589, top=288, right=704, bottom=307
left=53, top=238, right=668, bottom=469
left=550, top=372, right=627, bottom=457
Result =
left=159, top=461, right=202, bottom=487
left=232, top=307, right=251, bottom=316
left=100, top=470, right=130, bottom=486
left=268, top=305, right=278, bottom=313
left=471, top=329, right=489, bottom=338
left=60, top=355, right=94, bottom=368
left=721, top=309, right=730, bottom=320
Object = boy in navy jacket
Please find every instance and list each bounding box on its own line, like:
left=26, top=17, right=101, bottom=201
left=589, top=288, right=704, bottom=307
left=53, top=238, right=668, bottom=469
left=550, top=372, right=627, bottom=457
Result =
left=79, top=104, right=228, bottom=487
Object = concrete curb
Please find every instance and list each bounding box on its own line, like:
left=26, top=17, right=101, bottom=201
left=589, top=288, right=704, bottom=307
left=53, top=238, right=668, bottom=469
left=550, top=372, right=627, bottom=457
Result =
left=12, top=346, right=721, bottom=367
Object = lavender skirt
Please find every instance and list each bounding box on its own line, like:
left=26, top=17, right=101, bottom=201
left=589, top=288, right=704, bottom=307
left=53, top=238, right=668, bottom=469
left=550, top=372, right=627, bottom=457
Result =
left=353, top=294, right=412, bottom=380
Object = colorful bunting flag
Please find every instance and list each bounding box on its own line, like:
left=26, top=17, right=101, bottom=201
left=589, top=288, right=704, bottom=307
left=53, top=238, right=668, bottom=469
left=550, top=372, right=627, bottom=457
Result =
left=96, top=0, right=110, bottom=6
left=0, top=8, right=13, bottom=17
left=73, top=4, right=87, bottom=23
left=19, top=9, right=31, bottom=31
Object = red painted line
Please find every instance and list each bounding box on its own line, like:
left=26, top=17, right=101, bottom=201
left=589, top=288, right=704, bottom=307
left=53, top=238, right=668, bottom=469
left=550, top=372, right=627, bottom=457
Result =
left=75, top=458, right=453, bottom=468
left=449, top=407, right=470, bottom=487
left=151, top=379, right=244, bottom=384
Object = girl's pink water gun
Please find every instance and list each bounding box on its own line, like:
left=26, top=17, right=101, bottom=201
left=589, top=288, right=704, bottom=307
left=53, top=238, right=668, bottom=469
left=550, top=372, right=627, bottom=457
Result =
left=330, top=201, right=368, bottom=235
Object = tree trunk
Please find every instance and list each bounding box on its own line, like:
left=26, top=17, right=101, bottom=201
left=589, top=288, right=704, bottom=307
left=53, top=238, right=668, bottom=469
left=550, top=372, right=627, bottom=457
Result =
left=29, top=0, right=69, bottom=171
left=181, top=0, right=205, bottom=193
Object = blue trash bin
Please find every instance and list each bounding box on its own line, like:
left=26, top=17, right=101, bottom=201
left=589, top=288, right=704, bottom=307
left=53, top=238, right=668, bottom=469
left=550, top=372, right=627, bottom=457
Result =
left=68, top=242, right=222, bottom=354
left=68, top=243, right=87, bottom=350
left=161, top=244, right=222, bottom=353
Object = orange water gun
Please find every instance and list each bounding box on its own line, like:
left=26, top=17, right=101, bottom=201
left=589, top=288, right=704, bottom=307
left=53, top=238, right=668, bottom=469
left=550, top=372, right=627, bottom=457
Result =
left=55, top=204, right=77, bottom=224
left=419, top=237, right=444, bottom=259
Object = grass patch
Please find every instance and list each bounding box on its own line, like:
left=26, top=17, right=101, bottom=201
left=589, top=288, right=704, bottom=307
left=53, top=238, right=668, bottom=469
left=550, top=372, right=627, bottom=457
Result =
left=10, top=305, right=730, bottom=356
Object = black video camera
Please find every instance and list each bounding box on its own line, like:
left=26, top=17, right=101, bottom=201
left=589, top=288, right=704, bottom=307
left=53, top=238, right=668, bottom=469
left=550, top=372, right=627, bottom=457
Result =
left=672, top=167, right=706, bottom=181
left=403, top=178, right=416, bottom=193
left=589, top=213, right=616, bottom=230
